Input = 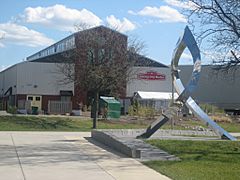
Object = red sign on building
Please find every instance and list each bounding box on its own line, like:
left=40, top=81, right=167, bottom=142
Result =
left=137, top=71, right=166, bottom=81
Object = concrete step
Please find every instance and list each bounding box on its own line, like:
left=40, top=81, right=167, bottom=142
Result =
left=92, top=130, right=180, bottom=161
left=141, top=155, right=179, bottom=161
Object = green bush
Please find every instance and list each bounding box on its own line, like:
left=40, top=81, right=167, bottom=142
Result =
left=128, top=100, right=140, bottom=116
left=7, top=106, right=17, bottom=114
left=200, top=103, right=224, bottom=114
left=128, top=103, right=156, bottom=119
left=128, top=105, right=137, bottom=116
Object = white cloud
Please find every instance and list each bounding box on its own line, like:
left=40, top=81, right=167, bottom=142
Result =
left=22, top=4, right=102, bottom=31
left=0, top=32, right=5, bottom=47
left=106, top=15, right=136, bottom=33
left=164, top=0, right=197, bottom=10
left=128, top=10, right=137, bottom=15
left=0, top=23, right=54, bottom=47
left=130, top=5, right=187, bottom=23
left=181, top=52, right=192, bottom=60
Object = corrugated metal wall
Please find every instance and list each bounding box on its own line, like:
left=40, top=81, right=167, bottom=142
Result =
left=0, top=65, right=17, bottom=95
left=16, top=62, right=74, bottom=95
left=179, top=65, right=240, bottom=110
left=126, top=65, right=240, bottom=110
left=0, top=62, right=74, bottom=96
left=1, top=62, right=240, bottom=110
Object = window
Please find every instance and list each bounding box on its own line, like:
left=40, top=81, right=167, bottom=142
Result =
left=36, top=97, right=41, bottom=101
left=87, top=48, right=95, bottom=64
left=98, top=49, right=105, bottom=63
left=28, top=96, right=33, bottom=101
left=109, top=49, right=114, bottom=61
left=50, top=47, right=55, bottom=54
left=57, top=43, right=64, bottom=52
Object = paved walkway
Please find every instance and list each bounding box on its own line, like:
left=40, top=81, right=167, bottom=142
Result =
left=0, top=132, right=170, bottom=180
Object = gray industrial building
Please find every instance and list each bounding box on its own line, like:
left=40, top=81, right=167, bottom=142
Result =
left=0, top=26, right=171, bottom=114
left=0, top=25, right=240, bottom=114
left=179, top=65, right=240, bottom=112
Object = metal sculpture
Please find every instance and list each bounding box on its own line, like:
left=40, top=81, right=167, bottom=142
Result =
left=172, top=26, right=236, bottom=140
left=138, top=26, right=236, bottom=140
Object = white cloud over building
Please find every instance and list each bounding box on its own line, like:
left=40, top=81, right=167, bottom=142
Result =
left=164, top=0, right=197, bottom=10
left=106, top=15, right=136, bottom=33
left=129, top=5, right=187, bottom=23
left=0, top=23, right=54, bottom=47
left=22, top=4, right=102, bottom=31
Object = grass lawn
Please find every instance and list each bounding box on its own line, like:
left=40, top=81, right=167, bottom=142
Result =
left=161, top=119, right=240, bottom=132
left=144, top=140, right=240, bottom=180
left=0, top=116, right=147, bottom=131
left=0, top=115, right=239, bottom=132
left=219, top=122, right=240, bottom=132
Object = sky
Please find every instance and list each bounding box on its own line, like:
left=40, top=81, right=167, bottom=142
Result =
left=0, top=0, right=197, bottom=71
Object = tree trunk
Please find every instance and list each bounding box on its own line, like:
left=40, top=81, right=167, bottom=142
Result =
left=92, top=91, right=99, bottom=129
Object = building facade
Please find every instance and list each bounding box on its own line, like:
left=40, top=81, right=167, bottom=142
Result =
left=0, top=62, right=74, bottom=113
left=1, top=26, right=240, bottom=114
left=0, top=26, right=171, bottom=114
left=179, top=65, right=240, bottom=112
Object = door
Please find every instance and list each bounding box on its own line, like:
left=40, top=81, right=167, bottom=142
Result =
left=27, top=95, right=42, bottom=111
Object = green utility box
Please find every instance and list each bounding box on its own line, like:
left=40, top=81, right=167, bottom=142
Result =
left=99, top=96, right=121, bottom=119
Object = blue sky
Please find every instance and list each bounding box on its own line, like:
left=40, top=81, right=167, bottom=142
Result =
left=0, top=0, right=196, bottom=71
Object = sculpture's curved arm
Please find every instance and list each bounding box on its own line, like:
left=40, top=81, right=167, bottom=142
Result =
left=171, top=26, right=236, bottom=140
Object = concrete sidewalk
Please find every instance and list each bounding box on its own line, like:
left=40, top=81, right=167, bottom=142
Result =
left=230, top=133, right=240, bottom=138
left=0, top=132, right=170, bottom=180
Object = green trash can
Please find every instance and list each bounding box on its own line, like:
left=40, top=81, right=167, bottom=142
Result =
left=99, top=96, right=120, bottom=119
left=31, top=106, right=38, bottom=115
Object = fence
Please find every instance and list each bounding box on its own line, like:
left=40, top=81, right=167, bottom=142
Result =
left=48, top=101, right=72, bottom=114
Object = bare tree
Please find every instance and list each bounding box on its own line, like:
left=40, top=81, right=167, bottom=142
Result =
left=183, top=0, right=240, bottom=71
left=57, top=26, right=144, bottom=128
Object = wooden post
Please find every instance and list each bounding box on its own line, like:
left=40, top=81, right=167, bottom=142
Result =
left=92, top=91, right=99, bottom=129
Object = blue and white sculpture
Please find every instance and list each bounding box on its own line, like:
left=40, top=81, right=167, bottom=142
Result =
left=138, top=26, right=236, bottom=141
left=171, top=26, right=236, bottom=141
